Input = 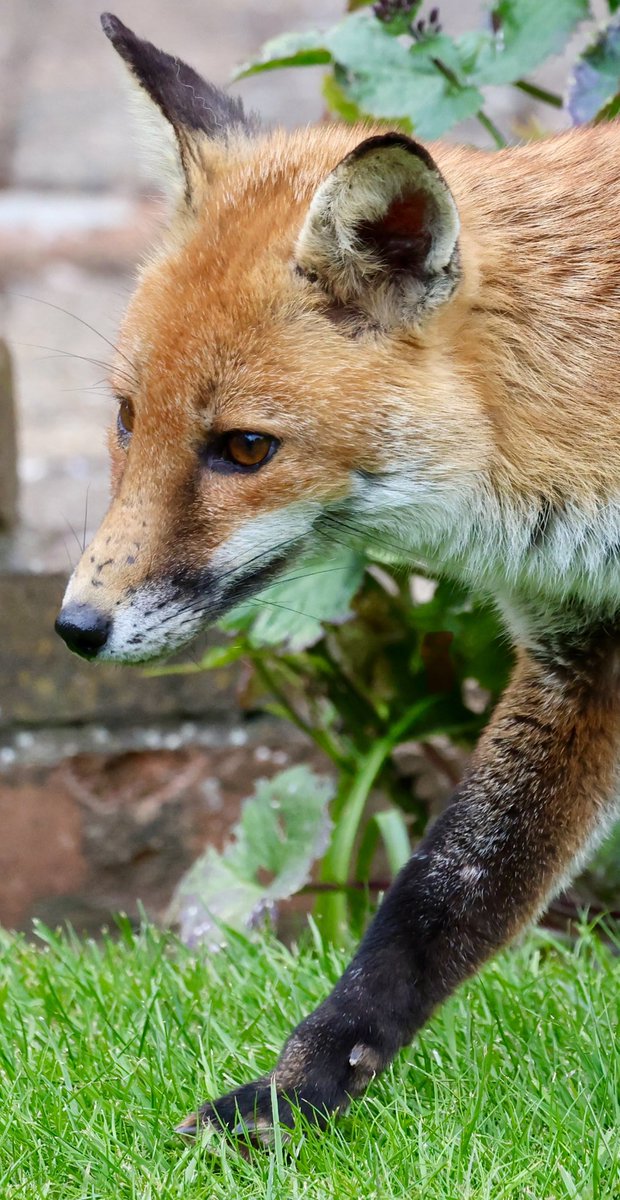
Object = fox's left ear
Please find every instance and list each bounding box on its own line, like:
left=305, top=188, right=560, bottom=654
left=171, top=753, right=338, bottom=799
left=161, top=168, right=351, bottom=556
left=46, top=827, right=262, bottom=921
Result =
left=296, top=133, right=461, bottom=329
left=101, top=13, right=256, bottom=204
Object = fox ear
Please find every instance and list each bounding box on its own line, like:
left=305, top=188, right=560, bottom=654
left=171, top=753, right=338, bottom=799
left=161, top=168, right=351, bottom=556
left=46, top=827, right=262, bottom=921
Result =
left=101, top=13, right=256, bottom=203
left=296, top=133, right=460, bottom=330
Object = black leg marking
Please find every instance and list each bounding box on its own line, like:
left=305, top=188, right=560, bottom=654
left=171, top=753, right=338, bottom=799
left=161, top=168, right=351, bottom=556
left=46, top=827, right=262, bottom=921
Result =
left=179, top=625, right=620, bottom=1144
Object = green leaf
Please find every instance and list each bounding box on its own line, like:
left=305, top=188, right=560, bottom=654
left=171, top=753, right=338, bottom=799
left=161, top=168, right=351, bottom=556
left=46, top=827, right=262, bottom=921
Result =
left=240, top=550, right=367, bottom=652
left=325, top=13, right=483, bottom=139
left=236, top=30, right=331, bottom=78
left=323, top=71, right=367, bottom=123
left=326, top=13, right=416, bottom=76
left=168, top=766, right=335, bottom=947
left=193, top=642, right=247, bottom=670
left=469, top=0, right=590, bottom=87
left=595, top=90, right=620, bottom=121
left=144, top=640, right=247, bottom=676
left=567, top=15, right=620, bottom=124
left=373, top=810, right=411, bottom=875
left=141, top=638, right=248, bottom=677
left=217, top=602, right=255, bottom=637
left=409, top=580, right=510, bottom=696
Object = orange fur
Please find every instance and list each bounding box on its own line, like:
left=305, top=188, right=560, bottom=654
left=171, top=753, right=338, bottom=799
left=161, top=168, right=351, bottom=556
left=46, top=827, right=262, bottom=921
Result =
left=54, top=20, right=620, bottom=1138
left=60, top=121, right=620, bottom=635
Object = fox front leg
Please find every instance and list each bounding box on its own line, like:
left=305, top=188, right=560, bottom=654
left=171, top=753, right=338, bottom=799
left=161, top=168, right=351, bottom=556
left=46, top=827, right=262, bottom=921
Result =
left=178, top=628, right=620, bottom=1142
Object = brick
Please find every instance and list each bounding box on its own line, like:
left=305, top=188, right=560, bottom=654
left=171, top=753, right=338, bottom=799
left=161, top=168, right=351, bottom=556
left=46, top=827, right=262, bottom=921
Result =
left=0, top=763, right=87, bottom=928
left=0, top=734, right=323, bottom=930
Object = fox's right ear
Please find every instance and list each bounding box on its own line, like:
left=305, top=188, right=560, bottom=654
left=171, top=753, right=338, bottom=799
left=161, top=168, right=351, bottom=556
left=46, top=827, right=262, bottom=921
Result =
left=101, top=13, right=256, bottom=205
left=296, top=133, right=460, bottom=330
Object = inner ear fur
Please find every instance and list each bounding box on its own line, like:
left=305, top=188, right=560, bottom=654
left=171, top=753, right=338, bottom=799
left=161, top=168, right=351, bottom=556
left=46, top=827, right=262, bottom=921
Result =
left=101, top=13, right=256, bottom=201
left=296, top=133, right=461, bottom=330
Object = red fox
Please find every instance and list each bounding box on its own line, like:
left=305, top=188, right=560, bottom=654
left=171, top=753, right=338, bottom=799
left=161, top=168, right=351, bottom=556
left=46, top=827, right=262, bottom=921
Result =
left=55, top=14, right=620, bottom=1141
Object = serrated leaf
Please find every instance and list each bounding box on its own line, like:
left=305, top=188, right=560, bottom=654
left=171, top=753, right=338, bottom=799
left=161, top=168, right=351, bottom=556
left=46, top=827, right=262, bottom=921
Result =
left=169, top=766, right=335, bottom=947
left=326, top=13, right=418, bottom=76
left=469, top=0, right=589, bottom=87
left=236, top=30, right=331, bottom=78
left=567, top=15, right=620, bottom=124
left=326, top=13, right=483, bottom=139
left=232, top=549, right=367, bottom=652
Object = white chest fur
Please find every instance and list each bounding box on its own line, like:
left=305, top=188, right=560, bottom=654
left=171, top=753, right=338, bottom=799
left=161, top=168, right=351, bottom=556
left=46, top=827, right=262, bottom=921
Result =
left=339, top=470, right=620, bottom=617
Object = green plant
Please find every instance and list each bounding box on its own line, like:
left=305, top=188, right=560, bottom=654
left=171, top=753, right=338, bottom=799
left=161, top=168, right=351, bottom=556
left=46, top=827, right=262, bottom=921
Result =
left=162, top=550, right=510, bottom=942
left=239, top=1, right=620, bottom=145
left=163, top=1, right=620, bottom=946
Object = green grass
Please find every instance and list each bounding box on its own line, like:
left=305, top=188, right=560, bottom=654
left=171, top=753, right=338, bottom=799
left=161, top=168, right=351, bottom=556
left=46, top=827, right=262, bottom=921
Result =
left=1, top=920, right=619, bottom=1199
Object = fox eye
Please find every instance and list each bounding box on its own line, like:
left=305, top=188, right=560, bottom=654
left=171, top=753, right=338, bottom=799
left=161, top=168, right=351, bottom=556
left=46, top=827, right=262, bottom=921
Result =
left=117, top=398, right=134, bottom=444
left=205, top=431, right=280, bottom=474
left=226, top=432, right=276, bottom=467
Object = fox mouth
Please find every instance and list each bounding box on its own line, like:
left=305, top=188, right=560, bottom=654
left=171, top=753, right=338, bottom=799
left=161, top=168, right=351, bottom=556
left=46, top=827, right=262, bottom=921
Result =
left=56, top=548, right=298, bottom=665
left=172, top=547, right=298, bottom=635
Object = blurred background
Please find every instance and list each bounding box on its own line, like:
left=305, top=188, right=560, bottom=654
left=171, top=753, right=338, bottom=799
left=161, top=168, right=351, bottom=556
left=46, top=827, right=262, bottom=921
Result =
left=0, top=0, right=594, bottom=933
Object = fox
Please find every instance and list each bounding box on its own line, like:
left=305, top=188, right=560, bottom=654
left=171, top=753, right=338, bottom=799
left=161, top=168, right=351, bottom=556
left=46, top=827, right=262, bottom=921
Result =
left=54, top=13, right=620, bottom=1142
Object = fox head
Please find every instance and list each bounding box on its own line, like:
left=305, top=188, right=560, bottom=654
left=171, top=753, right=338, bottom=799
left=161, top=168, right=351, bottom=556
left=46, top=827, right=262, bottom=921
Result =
left=56, top=14, right=485, bottom=664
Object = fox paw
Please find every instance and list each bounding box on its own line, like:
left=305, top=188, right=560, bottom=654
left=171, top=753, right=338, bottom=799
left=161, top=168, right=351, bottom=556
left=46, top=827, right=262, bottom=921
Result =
left=176, top=1078, right=295, bottom=1147
left=175, top=1017, right=386, bottom=1147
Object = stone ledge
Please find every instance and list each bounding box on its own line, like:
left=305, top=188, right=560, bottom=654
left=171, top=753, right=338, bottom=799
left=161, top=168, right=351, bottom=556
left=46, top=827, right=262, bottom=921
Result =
left=0, top=571, right=240, bottom=729
left=0, top=715, right=273, bottom=770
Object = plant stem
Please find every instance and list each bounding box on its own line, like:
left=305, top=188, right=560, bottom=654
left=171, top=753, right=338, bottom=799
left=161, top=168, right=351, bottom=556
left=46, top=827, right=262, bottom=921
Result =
left=476, top=110, right=507, bottom=149
left=436, top=56, right=507, bottom=147
left=409, top=25, right=509, bottom=150
left=250, top=654, right=349, bottom=770
left=316, top=695, right=440, bottom=941
left=515, top=79, right=562, bottom=108
left=316, top=739, right=389, bottom=940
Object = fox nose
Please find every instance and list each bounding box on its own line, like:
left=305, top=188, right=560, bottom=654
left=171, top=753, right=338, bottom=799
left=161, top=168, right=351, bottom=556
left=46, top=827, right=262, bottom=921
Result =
left=55, top=602, right=111, bottom=660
